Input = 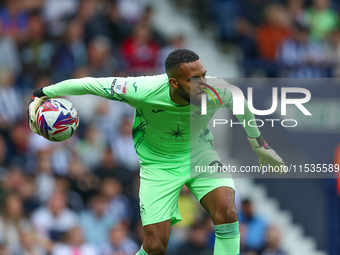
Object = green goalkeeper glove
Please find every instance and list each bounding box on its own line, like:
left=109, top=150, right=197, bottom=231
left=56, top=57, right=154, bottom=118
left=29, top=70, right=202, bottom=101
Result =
left=248, top=135, right=285, bottom=174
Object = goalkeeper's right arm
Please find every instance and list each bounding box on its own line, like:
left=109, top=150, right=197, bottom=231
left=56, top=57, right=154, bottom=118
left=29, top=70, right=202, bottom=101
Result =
left=28, top=77, right=110, bottom=134
left=28, top=76, right=144, bottom=134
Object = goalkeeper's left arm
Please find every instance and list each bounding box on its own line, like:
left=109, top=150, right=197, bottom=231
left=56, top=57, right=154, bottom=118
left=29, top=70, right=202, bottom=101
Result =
left=233, top=99, right=285, bottom=171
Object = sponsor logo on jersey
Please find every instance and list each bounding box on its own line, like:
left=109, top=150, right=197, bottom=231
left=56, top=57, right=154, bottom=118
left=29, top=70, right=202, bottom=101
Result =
left=110, top=79, right=117, bottom=95
left=115, top=79, right=128, bottom=94
left=159, top=124, right=190, bottom=142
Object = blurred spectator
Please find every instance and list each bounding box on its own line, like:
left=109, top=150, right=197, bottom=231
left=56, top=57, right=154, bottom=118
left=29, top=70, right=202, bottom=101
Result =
left=18, top=175, right=40, bottom=216
left=260, top=226, right=286, bottom=255
left=100, top=223, right=139, bottom=255
left=26, top=132, right=53, bottom=176
left=236, top=3, right=291, bottom=77
left=0, top=70, right=23, bottom=127
left=34, top=151, right=55, bottom=203
left=257, top=4, right=291, bottom=62
left=0, top=0, right=29, bottom=42
left=0, top=135, right=7, bottom=169
left=238, top=0, right=271, bottom=28
left=138, top=6, right=167, bottom=48
left=0, top=193, right=30, bottom=255
left=101, top=178, right=131, bottom=224
left=8, top=123, right=30, bottom=166
left=75, top=126, right=106, bottom=170
left=110, top=116, right=139, bottom=171
left=0, top=21, right=21, bottom=75
left=80, top=193, right=116, bottom=247
left=277, top=22, right=329, bottom=78
left=76, top=0, right=100, bottom=34
left=50, top=144, right=74, bottom=176
left=239, top=199, right=267, bottom=253
left=117, top=0, right=148, bottom=24
left=21, top=0, right=45, bottom=12
left=125, top=174, right=141, bottom=230
left=2, top=167, right=25, bottom=194
left=105, top=0, right=132, bottom=46
left=87, top=36, right=116, bottom=77
left=20, top=11, right=55, bottom=86
left=121, top=24, right=160, bottom=75
left=210, top=0, right=242, bottom=43
left=82, top=0, right=131, bottom=47
left=242, top=3, right=291, bottom=77
left=54, top=18, right=87, bottom=82
left=94, top=147, right=134, bottom=189
left=157, top=35, right=186, bottom=73
left=66, top=156, right=100, bottom=205
left=20, top=229, right=51, bottom=255
left=54, top=176, right=84, bottom=213
left=176, top=218, right=213, bottom=255
left=42, top=0, right=79, bottom=37
left=287, top=0, right=307, bottom=25
left=31, top=190, right=78, bottom=242
left=51, top=226, right=97, bottom=255
left=92, top=96, right=135, bottom=142
left=305, top=0, right=339, bottom=41
left=325, top=28, right=340, bottom=77
left=0, top=244, right=10, bottom=255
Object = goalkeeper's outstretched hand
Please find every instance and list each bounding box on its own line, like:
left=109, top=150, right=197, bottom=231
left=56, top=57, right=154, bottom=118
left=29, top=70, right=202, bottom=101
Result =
left=27, top=88, right=50, bottom=135
left=248, top=135, right=285, bottom=174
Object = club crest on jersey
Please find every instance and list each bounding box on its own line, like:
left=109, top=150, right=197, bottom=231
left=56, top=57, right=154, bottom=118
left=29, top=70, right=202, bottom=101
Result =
left=114, top=80, right=128, bottom=94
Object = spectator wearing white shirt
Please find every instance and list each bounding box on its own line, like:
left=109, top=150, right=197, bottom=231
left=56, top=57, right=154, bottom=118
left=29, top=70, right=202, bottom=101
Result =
left=31, top=191, right=78, bottom=242
left=0, top=21, right=21, bottom=75
left=79, top=194, right=116, bottom=247
left=0, top=193, right=30, bottom=255
left=277, top=22, right=329, bottom=78
left=110, top=116, right=139, bottom=172
left=100, top=178, right=131, bottom=224
left=0, top=70, right=22, bottom=128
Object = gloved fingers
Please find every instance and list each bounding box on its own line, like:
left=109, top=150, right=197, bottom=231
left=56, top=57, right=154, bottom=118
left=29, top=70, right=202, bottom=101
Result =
left=265, top=148, right=284, bottom=163
left=266, top=159, right=286, bottom=175
left=28, top=119, right=39, bottom=134
left=259, top=157, right=265, bottom=169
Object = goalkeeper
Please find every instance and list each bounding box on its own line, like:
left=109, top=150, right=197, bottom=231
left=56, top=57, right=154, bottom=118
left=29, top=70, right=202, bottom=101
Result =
left=28, top=49, right=284, bottom=255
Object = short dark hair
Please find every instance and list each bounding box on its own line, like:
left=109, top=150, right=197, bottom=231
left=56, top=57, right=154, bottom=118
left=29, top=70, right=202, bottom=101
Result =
left=165, top=49, right=199, bottom=77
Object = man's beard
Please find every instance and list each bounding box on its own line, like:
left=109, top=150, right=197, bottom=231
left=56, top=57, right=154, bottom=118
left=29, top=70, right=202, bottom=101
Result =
left=178, top=82, right=202, bottom=106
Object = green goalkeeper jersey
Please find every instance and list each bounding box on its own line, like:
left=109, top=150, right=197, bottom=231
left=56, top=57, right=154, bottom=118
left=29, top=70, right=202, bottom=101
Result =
left=43, top=74, right=260, bottom=169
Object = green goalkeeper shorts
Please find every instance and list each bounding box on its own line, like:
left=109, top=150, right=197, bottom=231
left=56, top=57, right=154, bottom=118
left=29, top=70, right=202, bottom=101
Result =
left=139, top=149, right=235, bottom=226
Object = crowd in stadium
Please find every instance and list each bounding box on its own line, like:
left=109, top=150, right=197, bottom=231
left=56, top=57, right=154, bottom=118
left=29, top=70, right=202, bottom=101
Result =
left=3, top=0, right=337, bottom=254
left=184, top=0, right=340, bottom=78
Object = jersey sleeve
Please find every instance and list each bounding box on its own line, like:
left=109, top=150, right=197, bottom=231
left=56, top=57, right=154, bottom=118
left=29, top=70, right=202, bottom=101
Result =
left=42, top=76, right=149, bottom=108
left=209, top=78, right=261, bottom=138
left=232, top=99, right=261, bottom=138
